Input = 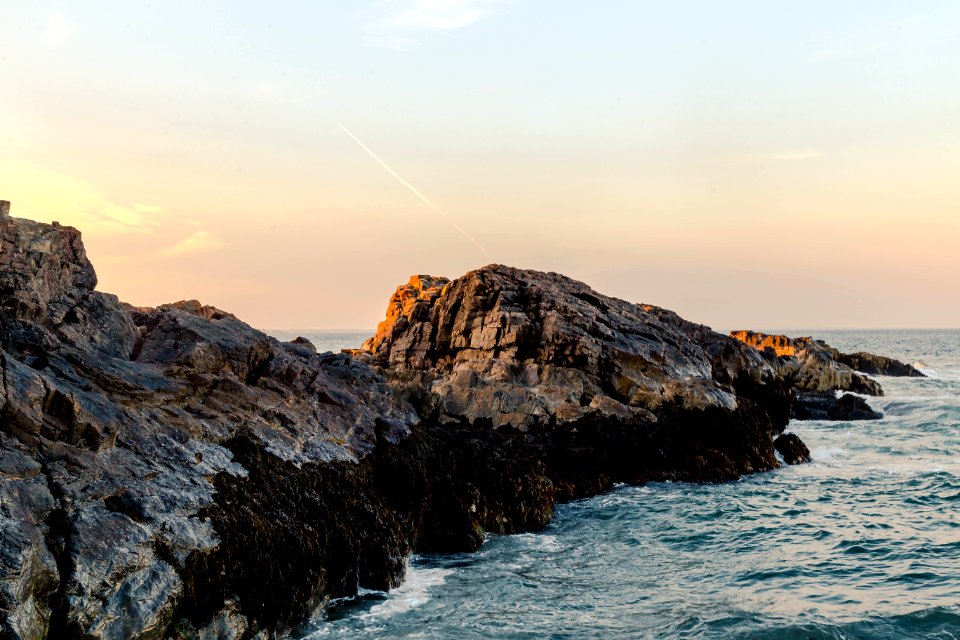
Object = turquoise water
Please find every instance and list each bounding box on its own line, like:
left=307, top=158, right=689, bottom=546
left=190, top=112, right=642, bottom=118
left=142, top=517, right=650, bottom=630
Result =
left=295, top=330, right=960, bottom=639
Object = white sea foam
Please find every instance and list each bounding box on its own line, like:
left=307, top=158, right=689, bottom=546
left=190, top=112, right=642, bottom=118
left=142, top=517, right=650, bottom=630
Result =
left=868, top=464, right=945, bottom=476
left=515, top=533, right=562, bottom=552
left=810, top=447, right=850, bottom=462
left=365, top=564, right=453, bottom=620
left=912, top=360, right=937, bottom=376
left=303, top=561, right=454, bottom=638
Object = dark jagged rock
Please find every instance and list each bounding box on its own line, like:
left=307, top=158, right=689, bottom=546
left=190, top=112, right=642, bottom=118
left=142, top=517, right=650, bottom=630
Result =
left=774, top=433, right=811, bottom=465
left=833, top=351, right=925, bottom=378
left=792, top=391, right=883, bottom=421
left=729, top=330, right=921, bottom=421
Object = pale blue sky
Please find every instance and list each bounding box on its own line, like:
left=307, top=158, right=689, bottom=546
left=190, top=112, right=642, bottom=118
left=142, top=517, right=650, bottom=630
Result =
left=1, top=1, right=958, bottom=329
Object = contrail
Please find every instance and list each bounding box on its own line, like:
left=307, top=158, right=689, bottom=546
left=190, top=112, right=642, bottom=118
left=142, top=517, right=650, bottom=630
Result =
left=337, top=122, right=489, bottom=258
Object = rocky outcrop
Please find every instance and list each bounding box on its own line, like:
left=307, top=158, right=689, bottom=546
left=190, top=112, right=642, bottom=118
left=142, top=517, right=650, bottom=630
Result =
left=731, top=330, right=881, bottom=396
left=358, top=275, right=450, bottom=360
left=0, top=200, right=917, bottom=639
left=833, top=351, right=925, bottom=378
left=773, top=433, right=811, bottom=465
left=792, top=391, right=883, bottom=421
left=0, top=204, right=423, bottom=638
left=0, top=201, right=806, bottom=638
left=356, top=265, right=799, bottom=492
left=730, top=330, right=922, bottom=421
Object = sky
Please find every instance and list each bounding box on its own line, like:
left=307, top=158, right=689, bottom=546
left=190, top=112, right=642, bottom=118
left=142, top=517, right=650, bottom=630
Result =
left=1, top=1, right=958, bottom=331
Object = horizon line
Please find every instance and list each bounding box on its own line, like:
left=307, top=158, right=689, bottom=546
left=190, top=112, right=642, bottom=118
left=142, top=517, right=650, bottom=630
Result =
left=266, top=326, right=960, bottom=333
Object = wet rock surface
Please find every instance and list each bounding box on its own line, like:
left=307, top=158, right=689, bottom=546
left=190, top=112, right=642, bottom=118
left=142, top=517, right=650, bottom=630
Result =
left=833, top=350, right=926, bottom=378
left=0, top=204, right=918, bottom=639
left=792, top=391, right=884, bottom=421
left=730, top=330, right=922, bottom=420
left=773, top=433, right=811, bottom=465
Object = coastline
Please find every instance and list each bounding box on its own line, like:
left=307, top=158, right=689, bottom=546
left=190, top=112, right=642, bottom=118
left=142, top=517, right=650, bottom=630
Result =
left=0, top=204, right=920, bottom=639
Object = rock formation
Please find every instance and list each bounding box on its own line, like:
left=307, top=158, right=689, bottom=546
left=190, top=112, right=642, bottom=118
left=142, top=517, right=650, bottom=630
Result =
left=0, top=201, right=919, bottom=639
left=790, top=391, right=883, bottom=421
left=0, top=204, right=427, bottom=638
left=730, top=330, right=923, bottom=421
left=355, top=265, right=802, bottom=491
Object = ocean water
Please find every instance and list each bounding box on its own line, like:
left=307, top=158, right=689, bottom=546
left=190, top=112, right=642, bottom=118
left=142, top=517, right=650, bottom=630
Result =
left=266, top=330, right=372, bottom=354
left=293, top=330, right=960, bottom=640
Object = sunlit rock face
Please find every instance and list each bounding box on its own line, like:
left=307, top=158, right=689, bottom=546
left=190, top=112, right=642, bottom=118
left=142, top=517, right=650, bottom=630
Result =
left=0, top=211, right=99, bottom=328
left=730, top=330, right=804, bottom=357
left=358, top=274, right=450, bottom=367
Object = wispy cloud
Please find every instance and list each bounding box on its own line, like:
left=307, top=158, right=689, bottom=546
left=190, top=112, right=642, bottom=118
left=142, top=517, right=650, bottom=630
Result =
left=155, top=231, right=225, bottom=258
left=0, top=160, right=223, bottom=264
left=363, top=0, right=514, bottom=49
left=0, top=160, right=164, bottom=235
left=38, top=11, right=75, bottom=49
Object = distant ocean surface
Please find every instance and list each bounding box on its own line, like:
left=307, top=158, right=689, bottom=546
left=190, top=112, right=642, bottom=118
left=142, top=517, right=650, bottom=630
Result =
left=291, top=329, right=960, bottom=640
left=266, top=330, right=372, bottom=354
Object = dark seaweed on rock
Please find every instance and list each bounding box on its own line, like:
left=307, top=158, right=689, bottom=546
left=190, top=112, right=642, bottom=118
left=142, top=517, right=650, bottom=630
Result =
left=0, top=201, right=914, bottom=639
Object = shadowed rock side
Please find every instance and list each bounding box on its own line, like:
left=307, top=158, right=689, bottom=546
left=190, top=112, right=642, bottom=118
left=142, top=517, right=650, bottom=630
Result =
left=730, top=330, right=923, bottom=421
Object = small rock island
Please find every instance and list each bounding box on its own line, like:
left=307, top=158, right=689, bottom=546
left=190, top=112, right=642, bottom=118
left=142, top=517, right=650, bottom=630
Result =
left=0, top=202, right=920, bottom=639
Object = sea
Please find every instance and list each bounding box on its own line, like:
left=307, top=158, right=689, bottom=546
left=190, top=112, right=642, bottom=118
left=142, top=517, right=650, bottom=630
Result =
left=267, top=330, right=373, bottom=355
left=279, top=329, right=960, bottom=640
